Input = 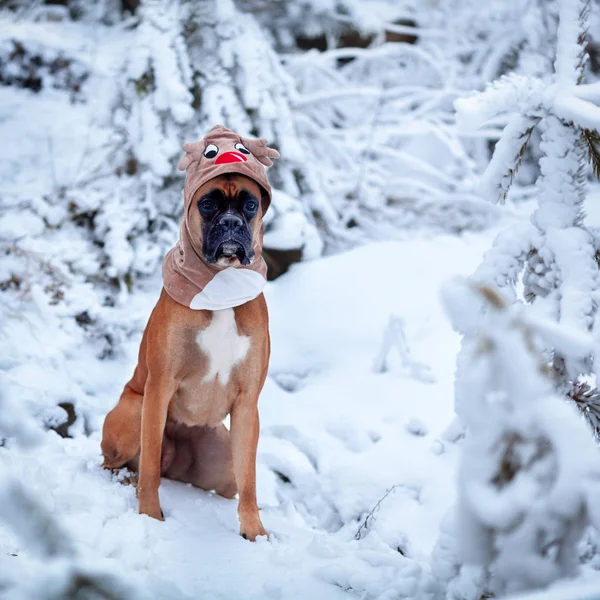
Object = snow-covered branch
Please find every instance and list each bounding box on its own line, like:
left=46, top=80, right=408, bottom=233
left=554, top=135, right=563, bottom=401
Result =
left=435, top=281, right=600, bottom=597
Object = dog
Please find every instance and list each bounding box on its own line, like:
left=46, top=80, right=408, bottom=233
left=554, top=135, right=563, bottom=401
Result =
left=101, top=126, right=279, bottom=541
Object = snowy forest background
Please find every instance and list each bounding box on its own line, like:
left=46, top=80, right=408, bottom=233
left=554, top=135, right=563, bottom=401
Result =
left=4, top=0, right=600, bottom=598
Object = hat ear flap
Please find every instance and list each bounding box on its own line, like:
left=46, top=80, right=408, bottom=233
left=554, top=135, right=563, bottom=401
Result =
left=259, top=188, right=271, bottom=215
left=178, top=141, right=205, bottom=171
left=241, top=137, right=280, bottom=167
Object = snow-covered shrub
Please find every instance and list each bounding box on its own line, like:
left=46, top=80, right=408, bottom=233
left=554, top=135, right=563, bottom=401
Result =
left=280, top=10, right=496, bottom=241
left=0, top=38, right=88, bottom=98
left=455, top=0, right=600, bottom=400
left=433, top=281, right=600, bottom=598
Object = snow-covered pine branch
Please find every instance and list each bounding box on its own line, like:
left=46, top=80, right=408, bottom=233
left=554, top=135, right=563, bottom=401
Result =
left=455, top=0, right=600, bottom=387
left=455, top=75, right=547, bottom=134
left=433, top=281, right=600, bottom=598
left=478, top=114, right=540, bottom=203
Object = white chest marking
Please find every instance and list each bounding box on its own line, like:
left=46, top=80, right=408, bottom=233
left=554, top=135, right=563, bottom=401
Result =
left=196, top=308, right=250, bottom=386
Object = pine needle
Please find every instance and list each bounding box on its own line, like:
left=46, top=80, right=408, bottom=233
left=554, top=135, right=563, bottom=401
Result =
left=567, top=381, right=600, bottom=440
left=582, top=128, right=600, bottom=179
left=499, top=121, right=537, bottom=202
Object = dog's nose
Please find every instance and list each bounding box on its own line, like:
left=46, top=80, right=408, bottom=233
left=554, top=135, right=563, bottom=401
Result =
left=220, top=214, right=243, bottom=231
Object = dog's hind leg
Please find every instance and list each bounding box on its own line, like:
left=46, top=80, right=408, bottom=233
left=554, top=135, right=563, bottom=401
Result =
left=195, top=424, right=237, bottom=499
left=101, top=328, right=148, bottom=470
left=101, top=383, right=143, bottom=469
left=162, top=422, right=237, bottom=499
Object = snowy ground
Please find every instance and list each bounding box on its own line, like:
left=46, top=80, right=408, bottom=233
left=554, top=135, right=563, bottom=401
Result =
left=0, top=228, right=501, bottom=599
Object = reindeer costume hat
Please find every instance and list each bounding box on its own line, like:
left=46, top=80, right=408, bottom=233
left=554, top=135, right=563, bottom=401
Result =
left=162, top=125, right=280, bottom=310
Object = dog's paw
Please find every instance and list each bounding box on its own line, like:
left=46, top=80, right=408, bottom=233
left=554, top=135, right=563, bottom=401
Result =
left=240, top=522, right=268, bottom=542
left=138, top=495, right=165, bottom=521
left=101, top=457, right=122, bottom=470
left=139, top=506, right=165, bottom=521
left=105, top=466, right=138, bottom=487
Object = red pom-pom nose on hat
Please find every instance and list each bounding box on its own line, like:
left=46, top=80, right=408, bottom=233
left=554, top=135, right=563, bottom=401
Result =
left=215, top=151, right=248, bottom=165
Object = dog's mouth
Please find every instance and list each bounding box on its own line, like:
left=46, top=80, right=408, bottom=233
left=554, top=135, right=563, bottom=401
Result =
left=213, top=240, right=253, bottom=266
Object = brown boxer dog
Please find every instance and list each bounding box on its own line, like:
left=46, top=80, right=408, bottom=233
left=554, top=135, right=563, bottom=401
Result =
left=101, top=126, right=279, bottom=541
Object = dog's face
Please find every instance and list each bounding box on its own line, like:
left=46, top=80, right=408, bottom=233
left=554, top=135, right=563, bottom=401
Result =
left=189, top=174, right=263, bottom=268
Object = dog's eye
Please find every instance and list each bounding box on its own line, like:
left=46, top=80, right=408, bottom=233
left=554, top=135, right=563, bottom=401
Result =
left=234, top=142, right=251, bottom=155
left=244, top=200, right=258, bottom=214
left=204, top=144, right=218, bottom=159
left=199, top=199, right=218, bottom=212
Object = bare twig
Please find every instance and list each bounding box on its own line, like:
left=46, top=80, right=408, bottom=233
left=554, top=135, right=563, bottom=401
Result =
left=355, top=485, right=398, bottom=540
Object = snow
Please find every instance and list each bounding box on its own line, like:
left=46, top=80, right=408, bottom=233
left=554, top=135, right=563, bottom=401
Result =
left=0, top=232, right=492, bottom=599
left=554, top=0, right=588, bottom=87
left=3, top=1, right=600, bottom=598
left=510, top=581, right=600, bottom=600
left=554, top=94, right=600, bottom=131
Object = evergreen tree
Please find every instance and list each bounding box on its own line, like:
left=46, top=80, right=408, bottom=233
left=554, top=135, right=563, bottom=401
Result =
left=456, top=0, right=600, bottom=405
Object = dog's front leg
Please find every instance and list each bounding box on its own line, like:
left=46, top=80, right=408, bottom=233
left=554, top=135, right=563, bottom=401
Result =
left=137, top=374, right=175, bottom=521
left=230, top=398, right=267, bottom=541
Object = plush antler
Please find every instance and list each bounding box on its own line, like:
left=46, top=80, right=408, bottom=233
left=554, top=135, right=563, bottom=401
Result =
left=177, top=141, right=205, bottom=172
left=241, top=136, right=280, bottom=167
